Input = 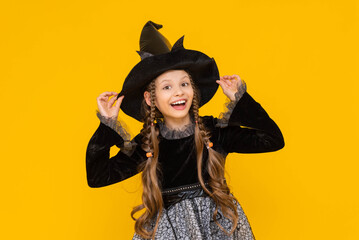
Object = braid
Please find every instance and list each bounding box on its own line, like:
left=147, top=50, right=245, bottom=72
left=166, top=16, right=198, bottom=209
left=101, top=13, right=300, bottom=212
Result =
left=191, top=82, right=210, bottom=193
left=189, top=73, right=239, bottom=235
left=131, top=80, right=163, bottom=239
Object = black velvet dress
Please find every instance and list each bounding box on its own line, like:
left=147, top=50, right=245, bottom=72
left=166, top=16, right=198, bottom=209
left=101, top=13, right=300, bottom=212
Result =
left=86, top=91, right=285, bottom=240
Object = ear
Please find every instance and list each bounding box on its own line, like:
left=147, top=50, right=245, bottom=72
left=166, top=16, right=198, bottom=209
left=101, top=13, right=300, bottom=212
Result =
left=144, top=91, right=151, bottom=106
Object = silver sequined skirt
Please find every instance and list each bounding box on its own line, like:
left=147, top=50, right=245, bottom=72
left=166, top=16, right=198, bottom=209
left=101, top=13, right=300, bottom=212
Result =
left=132, top=184, right=255, bottom=240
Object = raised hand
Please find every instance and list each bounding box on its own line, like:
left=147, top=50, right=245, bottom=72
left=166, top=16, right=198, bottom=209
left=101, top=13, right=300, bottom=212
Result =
left=96, top=91, right=124, bottom=119
left=216, top=74, right=246, bottom=101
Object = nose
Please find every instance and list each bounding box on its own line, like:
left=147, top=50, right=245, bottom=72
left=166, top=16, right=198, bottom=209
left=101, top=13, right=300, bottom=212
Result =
left=174, top=86, right=184, bottom=96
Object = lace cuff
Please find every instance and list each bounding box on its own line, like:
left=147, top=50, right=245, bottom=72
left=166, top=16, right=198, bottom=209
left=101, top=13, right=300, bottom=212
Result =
left=215, top=80, right=247, bottom=128
left=96, top=110, right=137, bottom=155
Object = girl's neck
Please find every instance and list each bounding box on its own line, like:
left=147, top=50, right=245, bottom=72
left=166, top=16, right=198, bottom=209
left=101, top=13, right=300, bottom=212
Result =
left=163, top=114, right=192, bottom=130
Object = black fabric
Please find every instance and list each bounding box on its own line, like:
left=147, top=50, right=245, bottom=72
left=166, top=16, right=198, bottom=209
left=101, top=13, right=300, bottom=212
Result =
left=139, top=21, right=172, bottom=55
left=86, top=91, right=285, bottom=188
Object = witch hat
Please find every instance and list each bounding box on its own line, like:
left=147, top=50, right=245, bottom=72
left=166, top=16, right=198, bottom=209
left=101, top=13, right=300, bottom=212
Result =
left=117, top=21, right=219, bottom=122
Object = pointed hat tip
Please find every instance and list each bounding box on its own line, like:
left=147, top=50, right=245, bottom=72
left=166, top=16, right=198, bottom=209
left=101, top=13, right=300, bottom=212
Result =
left=145, top=20, right=163, bottom=30
left=171, top=35, right=185, bottom=51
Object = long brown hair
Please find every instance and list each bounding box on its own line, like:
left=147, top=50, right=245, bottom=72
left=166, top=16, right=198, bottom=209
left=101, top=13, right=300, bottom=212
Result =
left=131, top=70, right=239, bottom=239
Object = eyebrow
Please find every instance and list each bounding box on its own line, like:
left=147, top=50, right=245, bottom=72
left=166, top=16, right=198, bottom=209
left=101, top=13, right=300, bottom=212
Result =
left=158, top=75, right=189, bottom=84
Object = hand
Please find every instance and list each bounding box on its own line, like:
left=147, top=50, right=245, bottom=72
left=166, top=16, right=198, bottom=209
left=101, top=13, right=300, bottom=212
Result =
left=216, top=74, right=245, bottom=101
left=96, top=91, right=124, bottom=119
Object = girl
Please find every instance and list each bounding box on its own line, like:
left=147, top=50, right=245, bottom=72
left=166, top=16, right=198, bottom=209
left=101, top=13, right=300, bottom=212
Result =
left=86, top=21, right=284, bottom=240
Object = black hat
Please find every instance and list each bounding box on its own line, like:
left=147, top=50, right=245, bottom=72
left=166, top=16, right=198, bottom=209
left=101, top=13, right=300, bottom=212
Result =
left=117, top=21, right=219, bottom=122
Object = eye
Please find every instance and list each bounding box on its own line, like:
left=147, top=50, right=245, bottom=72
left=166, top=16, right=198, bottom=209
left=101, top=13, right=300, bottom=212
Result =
left=182, top=82, right=190, bottom=87
left=163, top=85, right=171, bottom=90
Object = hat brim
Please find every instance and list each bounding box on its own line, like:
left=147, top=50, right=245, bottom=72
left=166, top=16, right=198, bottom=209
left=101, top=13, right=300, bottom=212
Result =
left=118, top=48, right=219, bottom=122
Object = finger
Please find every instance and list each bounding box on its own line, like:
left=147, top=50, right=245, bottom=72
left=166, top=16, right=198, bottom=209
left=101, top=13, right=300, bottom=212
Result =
left=97, top=96, right=109, bottom=103
left=98, top=91, right=118, bottom=103
left=115, top=95, right=124, bottom=108
left=108, top=95, right=118, bottom=106
left=228, top=75, right=236, bottom=81
left=219, top=80, right=231, bottom=91
left=217, top=79, right=225, bottom=87
left=103, top=91, right=118, bottom=96
left=221, top=79, right=231, bottom=88
left=236, top=77, right=245, bottom=88
left=232, top=74, right=241, bottom=82
left=220, top=76, right=232, bottom=81
left=228, top=75, right=241, bottom=88
left=216, top=80, right=225, bottom=89
left=99, top=91, right=118, bottom=98
left=226, top=77, right=236, bottom=85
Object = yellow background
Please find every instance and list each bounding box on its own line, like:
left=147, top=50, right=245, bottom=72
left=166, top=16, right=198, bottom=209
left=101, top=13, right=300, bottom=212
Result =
left=1, top=0, right=358, bottom=239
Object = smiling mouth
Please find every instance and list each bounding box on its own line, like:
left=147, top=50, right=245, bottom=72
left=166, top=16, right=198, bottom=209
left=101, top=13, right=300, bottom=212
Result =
left=170, top=100, right=187, bottom=110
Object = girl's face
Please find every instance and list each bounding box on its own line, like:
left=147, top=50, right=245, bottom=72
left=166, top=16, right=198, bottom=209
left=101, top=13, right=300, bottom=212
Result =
left=144, top=69, right=194, bottom=124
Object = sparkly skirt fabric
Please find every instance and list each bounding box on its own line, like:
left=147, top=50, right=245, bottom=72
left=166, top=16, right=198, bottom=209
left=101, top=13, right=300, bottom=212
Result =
left=132, top=196, right=255, bottom=240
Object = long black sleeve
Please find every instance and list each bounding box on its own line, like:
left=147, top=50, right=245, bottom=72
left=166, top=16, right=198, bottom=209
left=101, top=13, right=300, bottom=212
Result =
left=86, top=122, right=146, bottom=188
left=86, top=90, right=284, bottom=188
left=204, top=91, right=285, bottom=154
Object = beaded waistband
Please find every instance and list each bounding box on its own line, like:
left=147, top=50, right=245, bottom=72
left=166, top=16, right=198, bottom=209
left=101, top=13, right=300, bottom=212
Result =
left=161, top=182, right=209, bottom=195
left=161, top=182, right=210, bottom=209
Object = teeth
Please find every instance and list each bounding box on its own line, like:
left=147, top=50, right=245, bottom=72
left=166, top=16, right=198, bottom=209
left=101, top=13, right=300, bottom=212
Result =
left=171, top=100, right=186, bottom=105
